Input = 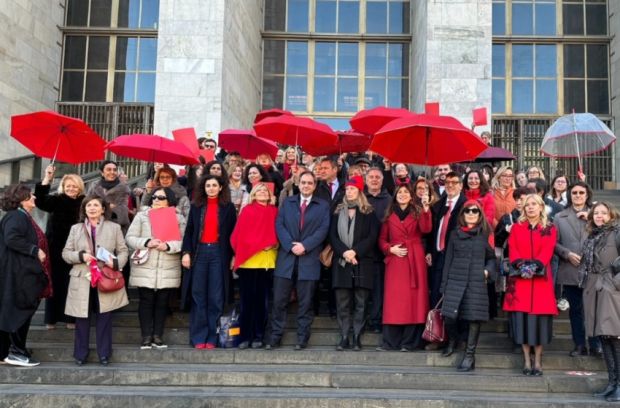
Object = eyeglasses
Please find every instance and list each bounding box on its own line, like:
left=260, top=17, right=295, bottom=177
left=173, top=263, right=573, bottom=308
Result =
left=204, top=145, right=216, bottom=150
left=463, top=208, right=481, bottom=214
left=445, top=181, right=461, bottom=186
left=571, top=190, right=586, bottom=196
left=159, top=175, right=172, bottom=180
left=152, top=195, right=168, bottom=201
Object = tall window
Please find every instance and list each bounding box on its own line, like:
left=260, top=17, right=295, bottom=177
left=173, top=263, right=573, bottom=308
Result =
left=263, top=0, right=411, bottom=125
left=61, top=0, right=159, bottom=102
left=492, top=0, right=609, bottom=116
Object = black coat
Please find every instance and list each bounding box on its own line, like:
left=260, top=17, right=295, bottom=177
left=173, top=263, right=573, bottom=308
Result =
left=329, top=208, right=380, bottom=290
left=181, top=202, right=237, bottom=309
left=365, top=188, right=391, bottom=261
left=440, top=227, right=495, bottom=322
left=315, top=180, right=345, bottom=214
left=427, top=193, right=467, bottom=256
left=0, top=210, right=47, bottom=332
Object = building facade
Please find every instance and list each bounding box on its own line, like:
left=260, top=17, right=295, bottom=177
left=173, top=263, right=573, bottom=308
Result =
left=0, top=0, right=618, bottom=188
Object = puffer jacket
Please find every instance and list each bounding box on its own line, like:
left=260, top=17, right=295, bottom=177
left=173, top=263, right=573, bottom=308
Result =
left=125, top=209, right=186, bottom=289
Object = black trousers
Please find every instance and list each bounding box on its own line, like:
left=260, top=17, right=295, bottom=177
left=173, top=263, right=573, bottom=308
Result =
left=138, top=287, right=173, bottom=338
left=368, top=262, right=385, bottom=328
left=335, top=287, right=370, bottom=338
left=270, top=274, right=317, bottom=345
left=382, top=324, right=424, bottom=350
left=238, top=268, right=271, bottom=343
left=429, top=251, right=446, bottom=308
left=0, top=317, right=33, bottom=359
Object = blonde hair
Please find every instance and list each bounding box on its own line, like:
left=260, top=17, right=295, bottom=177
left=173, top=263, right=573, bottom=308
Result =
left=518, top=194, right=548, bottom=227
left=527, top=166, right=546, bottom=181
left=491, top=166, right=515, bottom=190
left=335, top=191, right=373, bottom=215
left=58, top=174, right=85, bottom=195
left=248, top=182, right=273, bottom=205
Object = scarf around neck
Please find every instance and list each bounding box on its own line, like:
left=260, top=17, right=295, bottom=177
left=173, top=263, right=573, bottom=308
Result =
left=579, top=223, right=620, bottom=287
left=337, top=207, right=356, bottom=267
left=99, top=177, right=120, bottom=190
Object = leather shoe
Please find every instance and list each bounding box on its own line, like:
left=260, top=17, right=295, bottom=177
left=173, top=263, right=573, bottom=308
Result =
left=590, top=347, right=604, bottom=358
left=238, top=341, right=250, bottom=350
left=294, top=343, right=307, bottom=351
left=352, top=335, right=362, bottom=351
left=531, top=367, right=543, bottom=376
left=569, top=345, right=587, bottom=357
left=99, top=357, right=109, bottom=366
left=251, top=341, right=264, bottom=349
left=75, top=359, right=85, bottom=366
left=336, top=336, right=350, bottom=351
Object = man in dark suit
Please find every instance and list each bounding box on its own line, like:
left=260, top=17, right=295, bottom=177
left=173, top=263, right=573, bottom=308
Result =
left=431, top=164, right=452, bottom=197
left=267, top=171, right=330, bottom=350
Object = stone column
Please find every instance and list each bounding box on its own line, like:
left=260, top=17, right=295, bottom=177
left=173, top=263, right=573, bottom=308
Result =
left=154, top=0, right=262, bottom=139
left=610, top=1, right=620, bottom=187
left=411, top=0, right=492, bottom=131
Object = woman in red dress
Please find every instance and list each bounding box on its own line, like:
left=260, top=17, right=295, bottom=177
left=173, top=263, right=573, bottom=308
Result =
left=378, top=184, right=432, bottom=351
left=503, top=194, right=558, bottom=376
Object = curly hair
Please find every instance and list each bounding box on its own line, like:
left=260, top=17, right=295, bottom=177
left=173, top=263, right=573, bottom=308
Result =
left=1, top=184, right=32, bottom=211
left=193, top=174, right=231, bottom=206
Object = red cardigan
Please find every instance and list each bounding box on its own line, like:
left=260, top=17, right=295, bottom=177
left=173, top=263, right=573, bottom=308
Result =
left=502, top=221, right=558, bottom=315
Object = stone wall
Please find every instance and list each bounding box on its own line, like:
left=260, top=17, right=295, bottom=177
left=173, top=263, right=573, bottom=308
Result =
left=411, top=0, right=492, bottom=130
left=153, top=0, right=226, bottom=139
left=610, top=1, right=620, bottom=185
left=0, top=0, right=63, bottom=161
left=410, top=0, right=426, bottom=113
left=221, top=0, right=263, bottom=130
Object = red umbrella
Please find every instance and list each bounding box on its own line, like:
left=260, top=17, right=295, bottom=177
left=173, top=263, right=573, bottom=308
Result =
left=254, top=115, right=337, bottom=151
left=474, top=146, right=516, bottom=163
left=349, top=106, right=414, bottom=135
left=370, top=114, right=488, bottom=166
left=10, top=110, right=105, bottom=164
left=254, top=108, right=294, bottom=124
left=105, top=134, right=200, bottom=166
left=303, top=130, right=373, bottom=156
left=218, top=129, right=279, bottom=160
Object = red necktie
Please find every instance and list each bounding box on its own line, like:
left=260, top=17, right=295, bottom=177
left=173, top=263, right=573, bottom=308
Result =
left=328, top=182, right=334, bottom=197
left=438, top=200, right=453, bottom=251
left=300, top=200, right=308, bottom=229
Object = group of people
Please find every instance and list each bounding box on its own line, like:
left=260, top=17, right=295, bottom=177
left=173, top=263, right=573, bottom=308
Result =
left=1, top=135, right=620, bottom=401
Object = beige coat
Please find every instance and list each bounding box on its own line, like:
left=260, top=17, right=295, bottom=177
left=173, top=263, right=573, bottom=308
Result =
left=125, top=209, right=186, bottom=289
left=584, top=229, right=620, bottom=337
left=62, top=220, right=129, bottom=318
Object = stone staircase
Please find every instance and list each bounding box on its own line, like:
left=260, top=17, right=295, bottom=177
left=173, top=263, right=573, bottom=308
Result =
left=0, top=296, right=612, bottom=408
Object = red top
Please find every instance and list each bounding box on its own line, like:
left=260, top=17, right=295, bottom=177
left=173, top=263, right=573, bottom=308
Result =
left=200, top=197, right=219, bottom=243
left=502, top=221, right=558, bottom=315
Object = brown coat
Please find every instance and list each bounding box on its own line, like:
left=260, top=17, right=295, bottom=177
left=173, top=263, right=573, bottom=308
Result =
left=62, top=220, right=129, bottom=318
left=583, top=229, right=620, bottom=337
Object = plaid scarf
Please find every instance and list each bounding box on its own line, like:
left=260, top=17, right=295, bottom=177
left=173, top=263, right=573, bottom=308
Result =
left=579, top=222, right=619, bottom=287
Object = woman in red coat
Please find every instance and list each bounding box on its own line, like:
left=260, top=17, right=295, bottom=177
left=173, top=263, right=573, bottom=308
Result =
left=378, top=184, right=432, bottom=351
left=503, top=194, right=558, bottom=376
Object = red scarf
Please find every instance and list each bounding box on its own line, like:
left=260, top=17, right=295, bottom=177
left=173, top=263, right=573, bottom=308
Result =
left=465, top=188, right=481, bottom=201
left=230, top=202, right=278, bottom=270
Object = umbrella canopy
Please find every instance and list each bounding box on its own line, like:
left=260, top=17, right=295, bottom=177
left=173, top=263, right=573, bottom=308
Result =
left=540, top=112, right=616, bottom=158
left=254, top=115, right=338, bottom=151
left=349, top=106, right=413, bottom=135
left=254, top=108, right=294, bottom=124
left=370, top=114, right=488, bottom=166
left=303, top=130, right=373, bottom=156
left=10, top=110, right=106, bottom=164
left=475, top=146, right=516, bottom=162
left=105, top=134, right=200, bottom=166
left=218, top=129, right=279, bottom=160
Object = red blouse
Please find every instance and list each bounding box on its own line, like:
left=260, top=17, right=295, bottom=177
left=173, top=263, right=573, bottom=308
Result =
left=200, top=197, right=219, bottom=243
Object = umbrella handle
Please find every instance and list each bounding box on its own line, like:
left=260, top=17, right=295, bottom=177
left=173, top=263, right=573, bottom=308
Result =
left=51, top=138, right=61, bottom=166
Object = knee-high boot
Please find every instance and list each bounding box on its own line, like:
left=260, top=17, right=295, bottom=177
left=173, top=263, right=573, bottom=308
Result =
left=594, top=337, right=616, bottom=398
left=606, top=338, right=620, bottom=402
left=442, top=319, right=459, bottom=357
left=457, top=322, right=480, bottom=372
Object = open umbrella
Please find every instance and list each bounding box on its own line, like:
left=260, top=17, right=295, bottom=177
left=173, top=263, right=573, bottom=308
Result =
left=370, top=114, right=487, bottom=166
left=218, top=129, right=279, bottom=160
left=475, top=146, right=516, bottom=163
left=540, top=112, right=616, bottom=171
left=303, top=130, right=372, bottom=157
left=10, top=110, right=106, bottom=165
left=349, top=106, right=413, bottom=135
left=254, top=115, right=337, bottom=152
left=105, top=134, right=200, bottom=166
left=254, top=108, right=294, bottom=124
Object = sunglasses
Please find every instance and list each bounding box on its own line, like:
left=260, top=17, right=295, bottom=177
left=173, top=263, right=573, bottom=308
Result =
left=571, top=190, right=586, bottom=196
left=463, top=208, right=481, bottom=215
left=152, top=195, right=168, bottom=201
left=204, top=145, right=216, bottom=149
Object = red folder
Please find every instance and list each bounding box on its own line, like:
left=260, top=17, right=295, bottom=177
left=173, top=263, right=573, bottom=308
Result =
left=149, top=207, right=181, bottom=241
left=425, top=102, right=440, bottom=116
left=172, top=128, right=200, bottom=157
left=472, top=107, right=488, bottom=126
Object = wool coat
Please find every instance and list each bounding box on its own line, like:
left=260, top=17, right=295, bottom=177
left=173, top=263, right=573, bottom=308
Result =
left=440, top=227, right=496, bottom=321
left=502, top=222, right=559, bottom=315
left=125, top=209, right=186, bottom=290
left=274, top=195, right=330, bottom=281
left=554, top=207, right=589, bottom=286
left=379, top=210, right=433, bottom=324
left=329, top=207, right=380, bottom=290
left=583, top=229, right=620, bottom=337
left=0, top=210, right=48, bottom=332
left=62, top=220, right=129, bottom=318
left=88, top=180, right=131, bottom=232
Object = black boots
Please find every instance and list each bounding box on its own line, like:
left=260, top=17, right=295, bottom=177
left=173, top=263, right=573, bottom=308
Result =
left=336, top=336, right=350, bottom=351
left=442, top=321, right=459, bottom=357
left=604, top=338, right=620, bottom=402
left=594, top=338, right=616, bottom=398
left=352, top=335, right=362, bottom=351
left=457, top=322, right=481, bottom=372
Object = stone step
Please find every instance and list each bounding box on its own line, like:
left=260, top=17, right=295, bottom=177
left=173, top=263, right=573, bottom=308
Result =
left=0, top=384, right=611, bottom=408
left=31, top=311, right=574, bottom=334
left=0, top=363, right=607, bottom=394
left=24, top=326, right=580, bottom=351
left=28, top=343, right=605, bottom=371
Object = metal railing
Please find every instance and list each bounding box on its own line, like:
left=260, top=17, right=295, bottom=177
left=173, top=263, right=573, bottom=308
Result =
left=55, top=102, right=154, bottom=179
left=492, top=117, right=614, bottom=190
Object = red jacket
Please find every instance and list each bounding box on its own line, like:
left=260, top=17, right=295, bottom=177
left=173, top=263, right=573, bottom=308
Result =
left=502, top=221, right=558, bottom=315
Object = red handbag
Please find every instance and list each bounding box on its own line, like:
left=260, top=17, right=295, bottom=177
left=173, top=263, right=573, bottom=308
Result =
left=422, top=297, right=445, bottom=343
left=97, top=265, right=125, bottom=293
